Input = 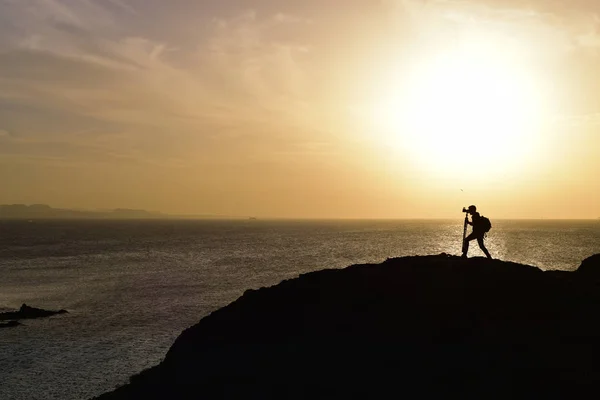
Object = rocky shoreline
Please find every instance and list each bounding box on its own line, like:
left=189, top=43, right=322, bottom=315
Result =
left=97, top=253, right=600, bottom=399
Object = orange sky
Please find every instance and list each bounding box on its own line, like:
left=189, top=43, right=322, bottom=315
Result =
left=0, top=0, right=598, bottom=219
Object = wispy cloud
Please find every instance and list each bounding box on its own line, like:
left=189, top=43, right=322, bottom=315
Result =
left=0, top=0, right=599, bottom=215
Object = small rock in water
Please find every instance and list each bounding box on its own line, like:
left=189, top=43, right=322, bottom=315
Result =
left=0, top=304, right=68, bottom=321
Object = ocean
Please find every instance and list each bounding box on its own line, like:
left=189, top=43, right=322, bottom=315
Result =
left=1, top=219, right=599, bottom=399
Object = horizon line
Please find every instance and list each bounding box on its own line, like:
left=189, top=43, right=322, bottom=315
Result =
left=1, top=216, right=598, bottom=221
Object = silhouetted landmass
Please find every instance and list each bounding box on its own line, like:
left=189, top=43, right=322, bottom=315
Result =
left=0, top=204, right=163, bottom=219
left=0, top=304, right=68, bottom=321
left=0, top=204, right=245, bottom=220
left=96, top=253, right=600, bottom=399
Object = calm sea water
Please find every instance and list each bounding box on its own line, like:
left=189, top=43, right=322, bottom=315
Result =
left=0, top=219, right=599, bottom=399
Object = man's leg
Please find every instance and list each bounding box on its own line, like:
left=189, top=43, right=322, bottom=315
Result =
left=462, top=233, right=476, bottom=257
left=477, top=236, right=492, bottom=259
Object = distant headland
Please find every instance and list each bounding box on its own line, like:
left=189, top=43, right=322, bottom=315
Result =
left=0, top=204, right=162, bottom=219
left=96, top=253, right=600, bottom=399
left=0, top=204, right=244, bottom=220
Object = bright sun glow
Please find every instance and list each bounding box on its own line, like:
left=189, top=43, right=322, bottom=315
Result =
left=372, top=37, right=547, bottom=181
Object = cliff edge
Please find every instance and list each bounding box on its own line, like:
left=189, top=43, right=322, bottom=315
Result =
left=97, top=254, right=600, bottom=399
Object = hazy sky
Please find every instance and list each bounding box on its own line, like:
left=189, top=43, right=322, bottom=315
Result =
left=1, top=0, right=599, bottom=219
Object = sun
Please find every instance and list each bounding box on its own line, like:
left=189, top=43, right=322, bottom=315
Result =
left=371, top=39, right=547, bottom=181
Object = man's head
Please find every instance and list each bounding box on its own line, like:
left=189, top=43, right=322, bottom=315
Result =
left=468, top=205, right=477, bottom=214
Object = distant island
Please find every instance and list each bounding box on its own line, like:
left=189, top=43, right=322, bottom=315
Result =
left=0, top=204, right=245, bottom=220
left=96, top=253, right=600, bottom=399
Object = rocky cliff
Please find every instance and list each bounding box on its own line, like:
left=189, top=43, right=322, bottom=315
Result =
left=97, top=254, right=600, bottom=399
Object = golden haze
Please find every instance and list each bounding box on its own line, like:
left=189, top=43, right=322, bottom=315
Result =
left=0, top=1, right=598, bottom=219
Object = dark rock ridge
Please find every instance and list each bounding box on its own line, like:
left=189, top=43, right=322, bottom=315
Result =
left=0, top=304, right=68, bottom=321
left=97, top=254, right=600, bottom=399
left=574, top=253, right=600, bottom=278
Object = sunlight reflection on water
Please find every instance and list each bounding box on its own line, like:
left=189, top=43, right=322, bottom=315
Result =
left=0, top=219, right=598, bottom=399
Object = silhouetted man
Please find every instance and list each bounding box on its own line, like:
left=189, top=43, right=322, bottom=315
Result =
left=462, top=205, right=492, bottom=259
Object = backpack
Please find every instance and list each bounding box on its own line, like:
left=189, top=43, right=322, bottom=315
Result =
left=480, top=216, right=492, bottom=233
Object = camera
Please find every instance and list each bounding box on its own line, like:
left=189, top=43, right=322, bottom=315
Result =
left=462, top=207, right=469, bottom=213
